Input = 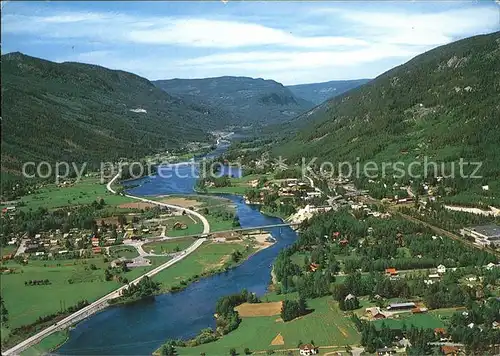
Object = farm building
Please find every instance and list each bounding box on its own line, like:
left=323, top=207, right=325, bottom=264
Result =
left=373, top=312, right=387, bottom=320
left=386, top=302, right=416, bottom=311
left=299, top=344, right=318, bottom=356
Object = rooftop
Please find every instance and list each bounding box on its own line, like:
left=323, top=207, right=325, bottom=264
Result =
left=467, top=224, right=500, bottom=238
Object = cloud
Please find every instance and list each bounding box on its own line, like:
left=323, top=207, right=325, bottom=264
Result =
left=3, top=2, right=499, bottom=84
left=315, top=6, right=500, bottom=46
left=180, top=44, right=419, bottom=70
left=3, top=11, right=366, bottom=49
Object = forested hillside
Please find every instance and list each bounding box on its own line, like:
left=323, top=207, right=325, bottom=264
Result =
left=287, top=79, right=371, bottom=104
left=1, top=53, right=221, bottom=176
left=154, top=76, right=314, bottom=126
left=274, top=32, right=500, bottom=202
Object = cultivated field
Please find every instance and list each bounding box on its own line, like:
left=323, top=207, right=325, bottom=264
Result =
left=157, top=197, right=202, bottom=208
left=182, top=296, right=361, bottom=355
left=235, top=302, right=282, bottom=317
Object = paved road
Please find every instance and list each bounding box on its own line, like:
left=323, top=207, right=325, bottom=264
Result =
left=3, top=174, right=210, bottom=356
left=107, top=172, right=210, bottom=234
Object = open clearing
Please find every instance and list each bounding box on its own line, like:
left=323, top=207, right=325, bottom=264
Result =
left=235, top=302, right=282, bottom=317
left=157, top=197, right=202, bottom=208
left=181, top=296, right=360, bottom=355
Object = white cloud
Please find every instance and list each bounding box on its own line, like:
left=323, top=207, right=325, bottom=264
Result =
left=3, top=2, right=499, bottom=84
left=3, top=12, right=366, bottom=49
left=316, top=6, right=500, bottom=46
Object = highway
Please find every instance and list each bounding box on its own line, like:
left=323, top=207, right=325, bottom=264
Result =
left=3, top=173, right=210, bottom=355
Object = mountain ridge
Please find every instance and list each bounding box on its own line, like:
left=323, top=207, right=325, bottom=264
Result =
left=1, top=52, right=221, bottom=176
left=273, top=31, right=500, bottom=202
left=287, top=78, right=371, bottom=104
left=153, top=76, right=315, bottom=126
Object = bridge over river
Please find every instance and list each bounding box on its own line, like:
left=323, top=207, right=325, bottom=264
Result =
left=174, top=222, right=301, bottom=239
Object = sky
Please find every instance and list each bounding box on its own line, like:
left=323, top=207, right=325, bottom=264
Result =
left=2, top=1, right=499, bottom=85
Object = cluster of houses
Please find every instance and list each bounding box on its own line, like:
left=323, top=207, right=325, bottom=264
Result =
left=13, top=228, right=124, bottom=258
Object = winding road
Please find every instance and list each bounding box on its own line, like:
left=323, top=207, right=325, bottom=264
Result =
left=3, top=172, right=210, bottom=356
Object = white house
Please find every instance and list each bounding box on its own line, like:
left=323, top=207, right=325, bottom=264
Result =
left=437, top=265, right=446, bottom=274
left=299, top=344, right=318, bottom=356
left=486, top=262, right=496, bottom=270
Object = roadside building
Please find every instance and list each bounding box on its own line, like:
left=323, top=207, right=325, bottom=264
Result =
left=299, top=344, right=318, bottom=356
left=385, top=268, right=398, bottom=276
left=437, top=264, right=446, bottom=274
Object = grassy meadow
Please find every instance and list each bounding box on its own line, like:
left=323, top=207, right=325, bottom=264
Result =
left=1, top=177, right=135, bottom=212
left=180, top=296, right=361, bottom=355
left=0, top=256, right=171, bottom=339
left=143, top=237, right=198, bottom=254
left=151, top=241, right=252, bottom=290
left=108, top=245, right=140, bottom=259
left=20, top=331, right=68, bottom=356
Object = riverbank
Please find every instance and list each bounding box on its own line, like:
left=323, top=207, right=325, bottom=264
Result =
left=20, top=330, right=69, bottom=356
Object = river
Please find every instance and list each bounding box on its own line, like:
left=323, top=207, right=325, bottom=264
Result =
left=56, top=145, right=298, bottom=355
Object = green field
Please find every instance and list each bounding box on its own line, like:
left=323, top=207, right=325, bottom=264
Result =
left=1, top=245, right=18, bottom=258
left=143, top=237, right=197, bottom=254
left=165, top=215, right=203, bottom=237
left=204, top=174, right=272, bottom=196
left=20, top=331, right=68, bottom=356
left=373, top=312, right=445, bottom=330
left=109, top=245, right=140, bottom=259
left=180, top=296, right=360, bottom=355
left=205, top=214, right=235, bottom=232
left=151, top=241, right=251, bottom=290
left=2, top=177, right=135, bottom=211
left=0, top=256, right=169, bottom=331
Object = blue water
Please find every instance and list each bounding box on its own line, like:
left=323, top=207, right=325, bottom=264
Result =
left=56, top=148, right=297, bottom=355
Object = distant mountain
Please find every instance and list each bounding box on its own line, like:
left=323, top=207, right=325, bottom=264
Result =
left=1, top=53, right=220, bottom=176
left=153, top=76, right=315, bottom=126
left=287, top=79, right=371, bottom=104
left=274, top=32, right=500, bottom=195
